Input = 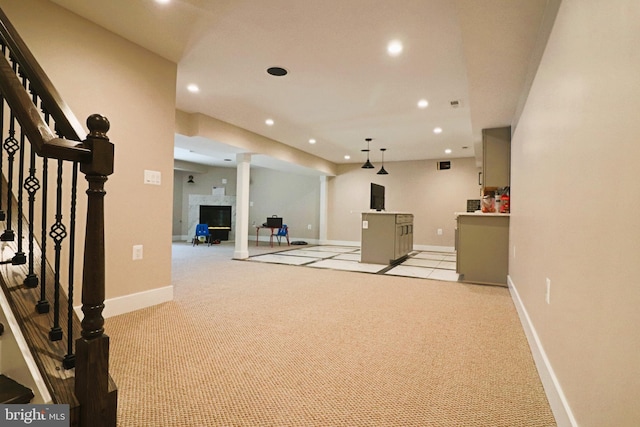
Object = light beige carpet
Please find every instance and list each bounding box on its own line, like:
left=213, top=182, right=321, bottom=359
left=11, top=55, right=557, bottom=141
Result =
left=106, top=243, right=556, bottom=426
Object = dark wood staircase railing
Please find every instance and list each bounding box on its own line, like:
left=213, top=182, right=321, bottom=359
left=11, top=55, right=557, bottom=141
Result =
left=0, top=6, right=117, bottom=426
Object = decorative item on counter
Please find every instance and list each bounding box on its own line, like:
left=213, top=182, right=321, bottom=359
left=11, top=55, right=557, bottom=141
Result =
left=466, top=199, right=481, bottom=213
left=500, top=187, right=510, bottom=213
left=481, top=192, right=496, bottom=213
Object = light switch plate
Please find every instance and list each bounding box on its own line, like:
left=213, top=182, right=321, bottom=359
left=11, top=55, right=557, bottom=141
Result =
left=362, top=220, right=369, bottom=229
left=144, top=170, right=161, bottom=185
left=133, top=245, right=143, bottom=260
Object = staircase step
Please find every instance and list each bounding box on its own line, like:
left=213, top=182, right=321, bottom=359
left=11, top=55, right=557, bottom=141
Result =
left=0, top=374, right=34, bottom=404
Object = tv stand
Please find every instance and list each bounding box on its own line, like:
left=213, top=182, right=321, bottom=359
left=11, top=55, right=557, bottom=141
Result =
left=361, top=212, right=413, bottom=264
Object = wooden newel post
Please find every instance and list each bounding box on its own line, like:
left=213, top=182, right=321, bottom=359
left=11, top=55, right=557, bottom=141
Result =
left=75, top=114, right=117, bottom=427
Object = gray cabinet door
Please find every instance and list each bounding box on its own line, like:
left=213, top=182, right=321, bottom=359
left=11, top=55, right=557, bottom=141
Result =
left=482, top=127, right=511, bottom=189
left=456, top=215, right=509, bottom=286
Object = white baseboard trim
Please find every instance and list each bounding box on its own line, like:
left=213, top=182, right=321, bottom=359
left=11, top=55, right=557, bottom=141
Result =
left=313, top=241, right=455, bottom=252
left=172, top=235, right=188, bottom=242
left=74, top=285, right=174, bottom=319
left=322, top=239, right=359, bottom=247
left=507, top=276, right=577, bottom=427
left=414, top=244, right=455, bottom=253
left=255, top=236, right=319, bottom=245
left=291, top=237, right=318, bottom=245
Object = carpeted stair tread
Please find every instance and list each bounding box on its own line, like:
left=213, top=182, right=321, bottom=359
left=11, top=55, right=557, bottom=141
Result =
left=0, top=374, right=34, bottom=404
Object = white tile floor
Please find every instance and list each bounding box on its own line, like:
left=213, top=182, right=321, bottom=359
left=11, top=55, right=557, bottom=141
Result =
left=248, top=245, right=460, bottom=282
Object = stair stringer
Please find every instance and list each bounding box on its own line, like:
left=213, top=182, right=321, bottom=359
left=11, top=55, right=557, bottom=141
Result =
left=0, top=288, right=52, bottom=404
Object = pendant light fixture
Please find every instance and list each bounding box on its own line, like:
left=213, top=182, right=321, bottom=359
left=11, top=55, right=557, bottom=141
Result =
left=377, top=148, right=388, bottom=175
left=361, top=138, right=374, bottom=169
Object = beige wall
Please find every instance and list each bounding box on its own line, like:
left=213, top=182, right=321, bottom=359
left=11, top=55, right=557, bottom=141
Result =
left=1, top=0, right=176, bottom=302
left=510, top=0, right=640, bottom=425
left=172, top=164, right=321, bottom=241
left=175, top=165, right=238, bottom=238
left=327, top=158, right=481, bottom=247
left=173, top=171, right=184, bottom=236
left=248, top=167, right=321, bottom=241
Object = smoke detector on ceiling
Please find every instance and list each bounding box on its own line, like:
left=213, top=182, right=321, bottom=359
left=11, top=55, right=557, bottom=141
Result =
left=450, top=99, right=463, bottom=108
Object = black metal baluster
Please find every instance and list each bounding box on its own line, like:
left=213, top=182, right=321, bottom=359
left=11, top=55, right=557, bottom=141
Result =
left=0, top=41, right=6, bottom=222
left=36, top=141, right=49, bottom=314
left=1, top=112, right=18, bottom=242
left=0, top=55, right=19, bottom=242
left=48, top=160, right=66, bottom=342
left=24, top=83, right=41, bottom=287
left=62, top=162, right=78, bottom=369
left=11, top=68, right=28, bottom=265
left=0, top=85, right=5, bottom=223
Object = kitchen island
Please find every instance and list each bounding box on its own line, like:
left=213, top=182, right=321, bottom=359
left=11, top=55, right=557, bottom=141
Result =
left=455, top=212, right=509, bottom=286
left=361, top=212, right=413, bottom=265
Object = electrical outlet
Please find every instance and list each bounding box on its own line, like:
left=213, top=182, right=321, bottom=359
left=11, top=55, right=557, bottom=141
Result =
left=133, top=245, right=143, bottom=260
left=545, top=278, right=551, bottom=304
left=307, top=224, right=312, bottom=230
left=437, top=228, right=443, bottom=235
left=362, top=220, right=369, bottom=229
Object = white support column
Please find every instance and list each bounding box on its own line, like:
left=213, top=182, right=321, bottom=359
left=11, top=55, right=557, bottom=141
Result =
left=319, top=175, right=328, bottom=244
left=234, top=153, right=251, bottom=259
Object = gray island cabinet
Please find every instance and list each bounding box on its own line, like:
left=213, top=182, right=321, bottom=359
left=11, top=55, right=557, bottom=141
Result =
left=361, top=212, right=413, bottom=265
left=455, top=213, right=509, bottom=286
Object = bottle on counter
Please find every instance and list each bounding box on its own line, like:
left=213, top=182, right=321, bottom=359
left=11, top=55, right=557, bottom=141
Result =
left=500, top=194, right=510, bottom=213
left=499, top=187, right=510, bottom=213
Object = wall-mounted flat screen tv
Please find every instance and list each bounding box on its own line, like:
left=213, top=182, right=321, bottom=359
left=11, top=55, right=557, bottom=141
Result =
left=370, top=183, right=385, bottom=211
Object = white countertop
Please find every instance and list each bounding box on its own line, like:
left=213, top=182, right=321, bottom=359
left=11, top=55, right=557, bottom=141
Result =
left=455, top=211, right=510, bottom=217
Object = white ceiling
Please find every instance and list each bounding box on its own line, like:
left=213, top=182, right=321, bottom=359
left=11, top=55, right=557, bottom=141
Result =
left=50, top=0, right=550, bottom=173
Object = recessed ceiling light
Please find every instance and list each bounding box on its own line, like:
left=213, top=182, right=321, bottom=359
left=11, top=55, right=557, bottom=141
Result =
left=309, top=139, right=316, bottom=144
left=265, top=119, right=274, bottom=126
left=267, top=67, right=288, bottom=76
left=187, top=84, right=199, bottom=93
left=433, top=127, right=443, bottom=134
left=344, top=155, right=351, bottom=160
left=445, top=149, right=452, bottom=154
left=418, top=99, right=429, bottom=109
left=155, top=0, right=170, bottom=4
left=387, top=40, right=403, bottom=56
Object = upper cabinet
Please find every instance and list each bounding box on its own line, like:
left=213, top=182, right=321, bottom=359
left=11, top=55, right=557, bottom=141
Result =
left=482, top=127, right=511, bottom=189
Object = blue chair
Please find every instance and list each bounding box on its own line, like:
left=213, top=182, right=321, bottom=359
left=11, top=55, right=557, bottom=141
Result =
left=270, top=224, right=290, bottom=246
left=193, top=224, right=211, bottom=246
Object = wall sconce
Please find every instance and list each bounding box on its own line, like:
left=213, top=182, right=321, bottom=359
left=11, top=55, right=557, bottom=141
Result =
left=187, top=175, right=195, bottom=184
